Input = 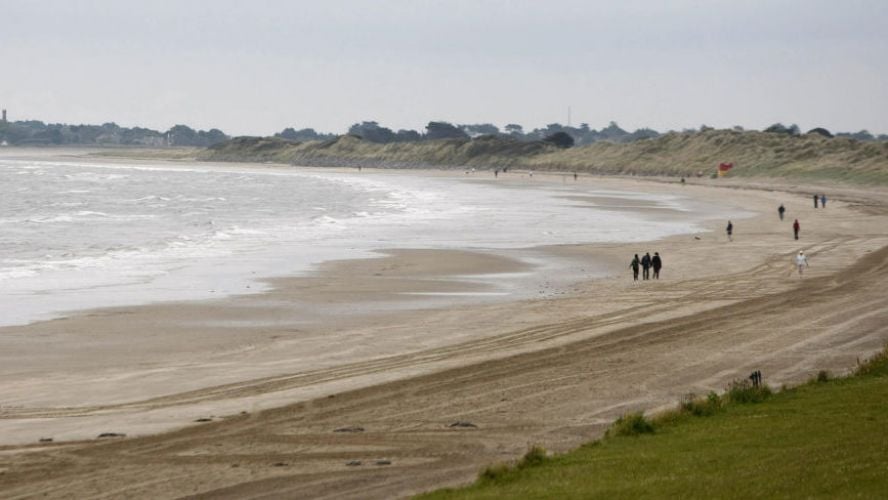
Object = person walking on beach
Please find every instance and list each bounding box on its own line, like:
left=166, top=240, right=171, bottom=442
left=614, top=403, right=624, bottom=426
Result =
left=821, top=194, right=827, bottom=208
left=793, top=219, right=801, bottom=240
left=795, top=251, right=809, bottom=277
left=813, top=194, right=819, bottom=208
left=641, top=252, right=652, bottom=280
left=726, top=221, right=733, bottom=241
left=629, top=254, right=640, bottom=281
left=778, top=204, right=786, bottom=221
left=651, top=252, right=662, bottom=279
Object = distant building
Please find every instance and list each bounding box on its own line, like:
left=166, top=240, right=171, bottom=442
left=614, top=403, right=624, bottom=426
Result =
left=1, top=109, right=6, bottom=123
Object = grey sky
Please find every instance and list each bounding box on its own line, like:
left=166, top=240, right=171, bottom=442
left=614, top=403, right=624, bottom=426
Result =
left=2, top=0, right=886, bottom=136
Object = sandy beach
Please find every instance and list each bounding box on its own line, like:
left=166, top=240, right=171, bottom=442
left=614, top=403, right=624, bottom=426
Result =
left=2, top=157, right=888, bottom=499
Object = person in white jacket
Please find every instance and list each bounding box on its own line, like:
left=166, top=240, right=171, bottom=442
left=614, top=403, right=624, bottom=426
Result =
left=795, top=251, right=809, bottom=277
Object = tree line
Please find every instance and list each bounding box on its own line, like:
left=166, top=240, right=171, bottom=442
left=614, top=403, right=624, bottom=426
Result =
left=0, top=121, right=227, bottom=147
left=2, top=117, right=885, bottom=148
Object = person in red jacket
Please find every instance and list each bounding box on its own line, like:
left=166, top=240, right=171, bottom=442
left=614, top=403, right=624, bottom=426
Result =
left=793, top=219, right=800, bottom=240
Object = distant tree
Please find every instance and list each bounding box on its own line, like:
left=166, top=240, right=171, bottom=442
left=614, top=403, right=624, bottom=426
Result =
left=277, top=127, right=300, bottom=140
left=165, top=124, right=228, bottom=146
left=35, top=127, right=64, bottom=144
left=424, top=121, right=468, bottom=140
left=806, top=127, right=833, bottom=138
left=504, top=124, right=524, bottom=137
left=543, top=131, right=575, bottom=148
left=348, top=121, right=398, bottom=143
left=764, top=123, right=800, bottom=136
left=277, top=127, right=331, bottom=141
left=699, top=124, right=714, bottom=132
left=836, top=130, right=875, bottom=141
left=199, top=128, right=228, bottom=146
left=764, top=123, right=785, bottom=134
left=626, top=128, right=660, bottom=141
left=167, top=124, right=198, bottom=145
left=600, top=121, right=628, bottom=141
left=396, top=129, right=422, bottom=142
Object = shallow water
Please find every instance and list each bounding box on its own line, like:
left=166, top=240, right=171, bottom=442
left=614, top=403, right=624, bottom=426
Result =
left=1, top=159, right=745, bottom=326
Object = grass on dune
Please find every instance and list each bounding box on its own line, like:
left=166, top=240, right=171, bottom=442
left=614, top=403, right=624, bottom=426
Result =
left=417, top=347, right=888, bottom=499
left=201, top=130, right=888, bottom=185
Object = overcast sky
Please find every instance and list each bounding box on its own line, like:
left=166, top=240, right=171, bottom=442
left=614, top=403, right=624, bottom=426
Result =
left=2, top=0, right=886, bottom=136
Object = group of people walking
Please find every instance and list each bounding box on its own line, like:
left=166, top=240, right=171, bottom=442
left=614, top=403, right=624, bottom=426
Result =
left=629, top=252, right=662, bottom=281
left=628, top=192, right=828, bottom=281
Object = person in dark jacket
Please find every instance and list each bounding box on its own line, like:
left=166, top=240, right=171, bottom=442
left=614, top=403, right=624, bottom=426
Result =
left=726, top=220, right=733, bottom=241
left=651, top=252, right=663, bottom=279
left=641, top=252, right=652, bottom=280
left=629, top=254, right=640, bottom=281
left=814, top=194, right=819, bottom=208
left=778, top=204, right=786, bottom=220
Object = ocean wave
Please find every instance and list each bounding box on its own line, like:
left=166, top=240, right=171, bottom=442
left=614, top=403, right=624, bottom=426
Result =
left=25, top=212, right=157, bottom=224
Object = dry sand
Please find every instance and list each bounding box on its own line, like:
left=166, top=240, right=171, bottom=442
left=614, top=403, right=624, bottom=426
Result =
left=2, top=163, right=888, bottom=499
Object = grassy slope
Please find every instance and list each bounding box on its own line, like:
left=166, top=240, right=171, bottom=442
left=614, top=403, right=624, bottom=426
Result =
left=418, top=349, right=888, bottom=499
left=201, top=131, right=888, bottom=185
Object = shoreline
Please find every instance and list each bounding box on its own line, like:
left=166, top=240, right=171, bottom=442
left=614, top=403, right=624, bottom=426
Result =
left=1, top=153, right=887, bottom=498
left=0, top=151, right=737, bottom=329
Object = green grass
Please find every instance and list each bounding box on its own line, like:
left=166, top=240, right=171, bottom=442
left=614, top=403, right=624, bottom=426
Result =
left=418, top=348, right=888, bottom=499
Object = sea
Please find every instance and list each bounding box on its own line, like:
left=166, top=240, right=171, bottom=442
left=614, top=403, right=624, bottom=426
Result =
left=0, top=158, right=743, bottom=327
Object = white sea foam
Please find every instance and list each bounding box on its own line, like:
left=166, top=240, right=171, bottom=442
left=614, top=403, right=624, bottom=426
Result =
left=0, top=158, right=750, bottom=327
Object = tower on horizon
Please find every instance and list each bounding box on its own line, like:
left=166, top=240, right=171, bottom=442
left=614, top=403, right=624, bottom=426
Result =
left=1, top=109, right=6, bottom=123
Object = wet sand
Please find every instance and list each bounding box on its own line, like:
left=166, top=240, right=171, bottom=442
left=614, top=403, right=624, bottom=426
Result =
left=1, top=161, right=888, bottom=499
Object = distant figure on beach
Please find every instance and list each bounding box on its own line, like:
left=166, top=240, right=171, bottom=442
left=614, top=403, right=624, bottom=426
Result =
left=641, top=252, right=652, bottom=280
left=574, top=172, right=578, bottom=181
left=821, top=194, right=827, bottom=208
left=795, top=251, right=809, bottom=277
left=358, top=166, right=362, bottom=172
left=651, top=252, right=662, bottom=279
left=680, top=177, right=686, bottom=185
left=529, top=170, right=534, bottom=178
left=778, top=204, right=786, bottom=220
left=793, top=219, right=801, bottom=240
left=726, top=221, right=733, bottom=241
left=494, top=169, right=499, bottom=178
left=814, top=194, right=819, bottom=208
left=629, top=254, right=640, bottom=281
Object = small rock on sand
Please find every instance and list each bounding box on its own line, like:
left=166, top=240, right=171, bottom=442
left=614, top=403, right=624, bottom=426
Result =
left=375, top=460, right=392, bottom=466
left=38, top=438, right=53, bottom=443
left=448, top=421, right=478, bottom=428
left=97, top=432, right=126, bottom=439
left=334, top=426, right=365, bottom=433
left=346, top=460, right=362, bottom=466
